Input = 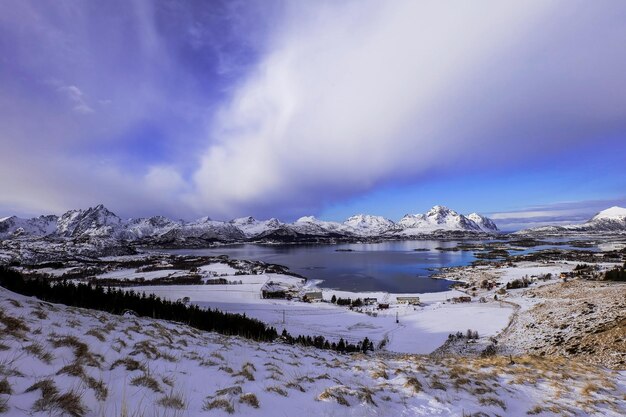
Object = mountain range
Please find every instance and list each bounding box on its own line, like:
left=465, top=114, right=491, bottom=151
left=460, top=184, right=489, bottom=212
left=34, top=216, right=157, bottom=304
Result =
left=0, top=205, right=499, bottom=245
left=516, top=206, right=626, bottom=235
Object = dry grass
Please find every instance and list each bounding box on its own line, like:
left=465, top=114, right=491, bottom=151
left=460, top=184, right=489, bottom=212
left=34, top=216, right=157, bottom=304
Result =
left=31, top=309, right=48, bottom=320
left=27, top=379, right=86, bottom=417
left=370, top=368, right=388, bottom=380
left=203, top=398, right=234, bottom=414
left=404, top=377, right=422, bottom=393
left=285, top=381, right=306, bottom=392
left=318, top=386, right=350, bottom=407
left=24, top=342, right=54, bottom=364
left=0, top=310, right=30, bottom=337
left=157, top=391, right=186, bottom=410
left=478, top=396, right=506, bottom=410
left=131, top=374, right=162, bottom=392
left=265, top=385, right=288, bottom=397
left=0, top=378, right=11, bottom=395
left=85, top=329, right=106, bottom=342
left=49, top=335, right=102, bottom=368
left=239, top=393, right=259, bottom=408
left=110, top=357, right=146, bottom=372
left=215, top=386, right=242, bottom=396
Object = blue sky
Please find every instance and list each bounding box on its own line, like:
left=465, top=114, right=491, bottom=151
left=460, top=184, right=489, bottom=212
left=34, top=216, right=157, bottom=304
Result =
left=0, top=0, right=625, bottom=230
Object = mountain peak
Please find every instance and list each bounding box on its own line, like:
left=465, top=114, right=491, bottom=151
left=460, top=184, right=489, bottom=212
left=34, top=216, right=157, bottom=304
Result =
left=592, top=206, right=626, bottom=220
left=296, top=216, right=317, bottom=223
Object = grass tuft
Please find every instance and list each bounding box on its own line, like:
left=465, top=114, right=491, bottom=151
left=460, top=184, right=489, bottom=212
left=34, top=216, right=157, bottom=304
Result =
left=131, top=374, right=162, bottom=393
left=157, top=391, right=186, bottom=410
left=203, top=398, right=234, bottom=414
left=239, top=393, right=259, bottom=408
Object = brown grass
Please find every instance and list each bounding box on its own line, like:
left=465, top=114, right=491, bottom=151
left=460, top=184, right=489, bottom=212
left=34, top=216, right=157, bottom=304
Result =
left=215, top=386, right=242, bottom=396
left=110, top=357, right=146, bottom=372
left=131, top=374, right=162, bottom=393
left=0, top=310, right=30, bottom=337
left=0, top=378, right=11, bottom=395
left=85, top=329, right=106, bottom=342
left=404, top=377, right=422, bottom=393
left=203, top=398, right=234, bottom=413
left=478, top=396, right=507, bottom=410
left=49, top=335, right=102, bottom=367
left=24, top=342, right=54, bottom=364
left=318, top=387, right=350, bottom=407
left=27, top=379, right=86, bottom=417
left=239, top=393, right=259, bottom=408
left=265, top=385, right=288, bottom=397
left=157, top=391, right=186, bottom=410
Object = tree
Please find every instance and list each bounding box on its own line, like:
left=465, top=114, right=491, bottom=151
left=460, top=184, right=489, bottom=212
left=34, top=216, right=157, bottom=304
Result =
left=331, top=294, right=337, bottom=304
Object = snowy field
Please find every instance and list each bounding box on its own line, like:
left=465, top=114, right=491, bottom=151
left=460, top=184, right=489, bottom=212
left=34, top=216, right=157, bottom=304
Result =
left=130, top=277, right=513, bottom=354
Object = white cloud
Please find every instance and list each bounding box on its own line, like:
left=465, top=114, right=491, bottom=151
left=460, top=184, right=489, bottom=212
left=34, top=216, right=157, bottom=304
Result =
left=188, top=0, right=626, bottom=218
left=58, top=85, right=94, bottom=114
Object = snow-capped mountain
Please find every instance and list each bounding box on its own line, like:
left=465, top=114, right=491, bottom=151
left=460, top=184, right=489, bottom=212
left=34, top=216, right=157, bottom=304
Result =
left=467, top=213, right=499, bottom=233
left=518, top=206, right=626, bottom=235
left=0, top=204, right=499, bottom=246
left=56, top=204, right=124, bottom=239
left=397, top=206, right=485, bottom=235
left=229, top=217, right=282, bottom=238
left=343, top=214, right=395, bottom=236
left=0, top=215, right=58, bottom=239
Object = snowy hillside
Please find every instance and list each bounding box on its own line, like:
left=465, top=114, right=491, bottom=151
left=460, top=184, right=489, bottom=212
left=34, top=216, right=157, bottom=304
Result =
left=0, top=204, right=499, bottom=246
left=518, top=206, right=626, bottom=235
left=1, top=287, right=624, bottom=417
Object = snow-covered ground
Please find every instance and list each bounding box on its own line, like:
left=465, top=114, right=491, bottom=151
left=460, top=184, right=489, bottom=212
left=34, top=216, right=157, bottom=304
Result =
left=131, top=277, right=513, bottom=354
left=1, top=287, right=625, bottom=417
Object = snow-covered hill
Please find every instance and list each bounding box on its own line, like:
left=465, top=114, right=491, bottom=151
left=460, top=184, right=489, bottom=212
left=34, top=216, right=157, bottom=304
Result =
left=518, top=206, right=626, bottom=235
left=1, top=287, right=624, bottom=417
left=343, top=214, right=395, bottom=236
left=0, top=204, right=499, bottom=246
left=397, top=206, right=485, bottom=235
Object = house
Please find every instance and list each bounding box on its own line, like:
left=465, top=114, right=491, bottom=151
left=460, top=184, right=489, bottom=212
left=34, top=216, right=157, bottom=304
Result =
left=378, top=303, right=390, bottom=309
left=396, top=296, right=421, bottom=305
left=363, top=297, right=378, bottom=305
left=451, top=296, right=472, bottom=303
left=303, top=292, right=323, bottom=302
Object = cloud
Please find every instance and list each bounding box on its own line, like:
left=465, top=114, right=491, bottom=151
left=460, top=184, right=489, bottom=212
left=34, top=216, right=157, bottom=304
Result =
left=188, top=1, right=626, bottom=218
left=58, top=85, right=94, bottom=114
left=1, top=1, right=626, bottom=220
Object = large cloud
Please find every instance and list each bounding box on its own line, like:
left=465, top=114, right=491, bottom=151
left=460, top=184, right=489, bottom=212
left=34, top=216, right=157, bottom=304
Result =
left=1, top=1, right=626, bottom=220
left=189, top=0, right=626, bottom=218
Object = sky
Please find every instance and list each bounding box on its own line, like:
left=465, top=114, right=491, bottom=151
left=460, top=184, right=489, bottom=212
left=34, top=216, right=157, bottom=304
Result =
left=1, top=0, right=625, bottom=230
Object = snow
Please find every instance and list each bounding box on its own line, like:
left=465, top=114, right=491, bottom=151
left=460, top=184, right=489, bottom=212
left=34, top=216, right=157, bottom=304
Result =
left=198, top=262, right=238, bottom=276
left=94, top=268, right=189, bottom=281
left=592, top=206, right=626, bottom=220
left=1, top=286, right=624, bottom=417
left=0, top=203, right=500, bottom=244
left=130, top=280, right=513, bottom=354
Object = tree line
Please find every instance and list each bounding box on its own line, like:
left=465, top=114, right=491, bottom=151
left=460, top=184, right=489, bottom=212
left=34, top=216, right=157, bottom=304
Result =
left=0, top=267, right=373, bottom=353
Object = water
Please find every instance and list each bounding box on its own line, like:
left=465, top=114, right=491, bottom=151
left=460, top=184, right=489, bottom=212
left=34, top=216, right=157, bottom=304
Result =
left=158, top=240, right=478, bottom=293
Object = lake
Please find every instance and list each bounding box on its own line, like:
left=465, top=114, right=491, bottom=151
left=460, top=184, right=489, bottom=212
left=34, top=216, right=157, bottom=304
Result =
left=159, top=240, right=479, bottom=293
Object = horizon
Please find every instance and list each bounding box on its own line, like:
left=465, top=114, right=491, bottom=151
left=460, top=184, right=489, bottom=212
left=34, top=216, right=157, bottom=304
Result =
left=2, top=201, right=625, bottom=232
left=1, top=1, right=625, bottom=230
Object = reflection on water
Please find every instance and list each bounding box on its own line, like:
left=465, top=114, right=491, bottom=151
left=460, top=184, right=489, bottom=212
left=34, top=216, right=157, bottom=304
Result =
left=159, top=240, right=477, bottom=293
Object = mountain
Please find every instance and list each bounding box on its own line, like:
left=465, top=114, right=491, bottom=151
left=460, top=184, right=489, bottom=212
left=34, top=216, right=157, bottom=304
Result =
left=343, top=214, right=395, bottom=236
left=397, top=206, right=485, bottom=235
left=0, top=214, right=58, bottom=239
left=467, top=213, right=499, bottom=233
left=0, top=204, right=499, bottom=246
left=517, top=206, right=626, bottom=235
left=230, top=217, right=282, bottom=238
left=56, top=204, right=124, bottom=240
